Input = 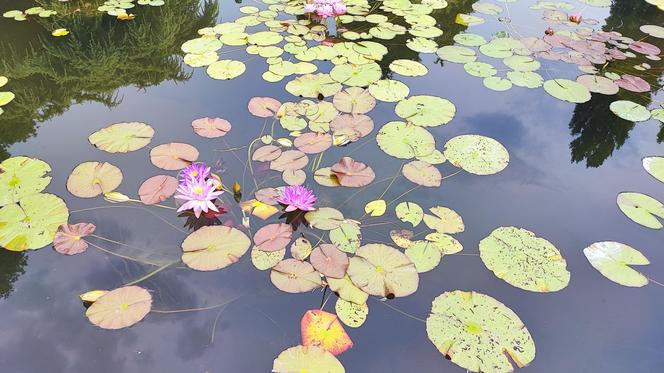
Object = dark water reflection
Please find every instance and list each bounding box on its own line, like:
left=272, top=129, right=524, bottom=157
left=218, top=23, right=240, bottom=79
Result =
left=1, top=0, right=664, bottom=372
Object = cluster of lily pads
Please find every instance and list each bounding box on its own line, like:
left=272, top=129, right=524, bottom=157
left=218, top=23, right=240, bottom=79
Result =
left=0, top=76, right=13, bottom=116
left=97, top=0, right=165, bottom=17
left=2, top=7, right=57, bottom=21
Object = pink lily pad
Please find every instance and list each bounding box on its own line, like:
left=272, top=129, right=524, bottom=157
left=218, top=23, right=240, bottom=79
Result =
left=253, top=145, right=282, bottom=162
left=254, top=223, right=293, bottom=252
left=270, top=150, right=309, bottom=172
left=191, top=117, right=232, bottom=138
left=402, top=160, right=442, bottom=187
left=294, top=132, right=333, bottom=154
left=150, top=143, right=199, bottom=170
left=53, top=223, right=96, bottom=255
left=138, top=175, right=178, bottom=205
left=270, top=259, right=323, bottom=293
left=629, top=41, right=661, bottom=56
left=576, top=75, right=619, bottom=95
left=330, top=114, right=374, bottom=141
left=333, top=87, right=376, bottom=114
left=310, top=244, right=349, bottom=279
left=255, top=187, right=281, bottom=205
left=85, top=286, right=152, bottom=330
left=330, top=157, right=375, bottom=187
left=248, top=97, right=282, bottom=118
left=615, top=74, right=650, bottom=93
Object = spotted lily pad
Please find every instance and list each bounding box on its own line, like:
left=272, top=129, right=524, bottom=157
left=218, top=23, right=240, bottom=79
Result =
left=0, top=193, right=69, bottom=251
left=368, top=80, right=410, bottom=102
left=272, top=345, right=345, bottom=373
left=67, top=162, right=123, bottom=198
left=583, top=241, right=650, bottom=287
left=480, top=227, right=570, bottom=292
left=617, top=192, right=664, bottom=229
left=181, top=226, right=251, bottom=271
left=395, top=202, right=424, bottom=227
left=85, top=286, right=152, bottom=330
left=376, top=121, right=436, bottom=159
left=426, top=291, right=536, bottom=373
left=251, top=247, right=286, bottom=270
left=286, top=73, right=343, bottom=98
left=395, top=95, right=456, bottom=127
left=347, top=243, right=419, bottom=298
left=443, top=135, right=509, bottom=175
left=88, top=122, right=154, bottom=153
left=423, top=206, right=465, bottom=234
left=335, top=298, right=368, bottom=328
left=329, top=223, right=362, bottom=254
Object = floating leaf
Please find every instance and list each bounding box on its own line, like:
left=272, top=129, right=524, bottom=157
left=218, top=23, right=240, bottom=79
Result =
left=405, top=240, right=442, bottom=273
left=335, top=298, right=368, bottom=328
left=86, top=286, right=152, bottom=330
left=294, top=132, right=332, bottom=154
left=464, top=61, right=497, bottom=78
left=53, top=223, right=96, bottom=255
left=291, top=236, right=313, bottom=261
left=368, top=79, right=410, bottom=102
left=543, top=79, right=591, bottom=103
left=254, top=223, right=293, bottom=252
left=67, top=162, right=123, bottom=198
left=251, top=247, right=286, bottom=270
left=364, top=199, right=387, bottom=217
left=423, top=206, right=464, bottom=234
left=480, top=227, right=570, bottom=292
left=286, top=73, right=342, bottom=98
left=310, top=244, right=349, bottom=279
left=181, top=226, right=251, bottom=271
left=617, top=192, right=664, bottom=229
left=79, top=290, right=108, bottom=303
left=270, top=150, right=309, bottom=171
left=150, top=143, right=199, bottom=170
left=191, top=117, right=232, bottom=138
left=609, top=100, right=651, bottom=122
left=443, top=135, right=509, bottom=175
left=138, top=175, right=178, bottom=205
left=329, top=223, right=362, bottom=254
left=248, top=96, right=282, bottom=118
left=583, top=241, right=649, bottom=287
left=576, top=75, right=619, bottom=95
left=328, top=275, right=369, bottom=305
left=395, top=202, right=424, bottom=227
left=330, top=114, right=374, bottom=142
left=88, top=122, right=154, bottom=153
left=395, top=95, right=456, bottom=127
left=376, top=121, right=435, bottom=159
left=402, top=160, right=442, bottom=187
left=0, top=193, right=68, bottom=251
left=314, top=167, right=341, bottom=187
left=0, top=156, right=52, bottom=206
left=270, top=259, right=323, bottom=293
left=643, top=156, right=664, bottom=184
left=615, top=75, right=650, bottom=93
left=333, top=87, right=376, bottom=114
left=240, top=199, right=280, bottom=220
left=301, top=310, right=353, bottom=355
left=207, top=60, right=246, bottom=80
left=347, top=244, right=419, bottom=298
left=272, top=345, right=345, bottom=373
left=426, top=291, right=536, bottom=373
left=330, top=157, right=375, bottom=187
left=389, top=59, right=428, bottom=77
left=640, top=25, right=664, bottom=39
left=426, top=232, right=463, bottom=254
left=483, top=76, right=512, bottom=92
left=252, top=145, right=282, bottom=162
left=305, top=207, right=344, bottom=230
left=437, top=45, right=477, bottom=64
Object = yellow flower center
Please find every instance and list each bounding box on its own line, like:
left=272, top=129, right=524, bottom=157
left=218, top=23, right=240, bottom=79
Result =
left=193, top=187, right=204, bottom=194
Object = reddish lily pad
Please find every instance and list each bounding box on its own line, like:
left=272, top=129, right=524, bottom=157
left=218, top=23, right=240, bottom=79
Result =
left=310, top=244, right=349, bottom=279
left=301, top=309, right=353, bottom=356
left=252, top=145, right=282, bottom=162
left=138, top=175, right=178, bottom=205
left=191, top=117, right=232, bottom=138
left=330, top=157, right=375, bottom=187
left=294, top=132, right=333, bottom=154
left=248, top=96, right=282, bottom=117
left=333, top=87, right=376, bottom=114
left=150, top=143, right=199, bottom=170
left=615, top=75, right=650, bottom=93
left=85, top=286, right=152, bottom=330
left=254, top=223, right=293, bottom=252
left=53, top=223, right=96, bottom=255
left=402, top=161, right=442, bottom=187
left=330, top=114, right=374, bottom=141
left=270, top=150, right=309, bottom=171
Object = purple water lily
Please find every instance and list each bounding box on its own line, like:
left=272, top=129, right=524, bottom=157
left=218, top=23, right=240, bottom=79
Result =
left=277, top=185, right=317, bottom=212
left=175, top=177, right=223, bottom=218
left=180, top=162, right=211, bottom=184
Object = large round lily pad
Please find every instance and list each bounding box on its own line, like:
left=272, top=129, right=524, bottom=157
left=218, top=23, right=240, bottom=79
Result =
left=426, top=291, right=536, bottom=373
left=272, top=345, right=345, bottom=373
left=66, top=162, right=123, bottom=198
left=0, top=193, right=69, bottom=251
left=609, top=100, right=651, bottom=122
left=150, top=143, right=199, bottom=170
left=347, top=244, right=418, bottom=298
left=480, top=227, right=570, bottom=292
left=207, top=60, right=246, bottom=80
left=395, top=95, right=456, bottom=127
left=270, top=259, right=323, bottom=293
left=376, top=121, right=436, bottom=159
left=253, top=223, right=293, bottom=252
left=85, top=286, right=152, bottom=330
left=543, top=79, right=591, bottom=103
left=330, top=63, right=382, bottom=87
left=88, top=122, right=154, bottom=153
left=0, top=156, right=52, bottom=206
left=443, top=135, right=509, bottom=175
left=286, top=73, right=342, bottom=98
left=181, top=226, right=251, bottom=271
left=617, top=192, right=664, bottom=229
left=583, top=241, right=650, bottom=287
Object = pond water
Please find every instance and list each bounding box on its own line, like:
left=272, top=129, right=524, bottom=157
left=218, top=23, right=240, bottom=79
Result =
left=1, top=0, right=663, bottom=372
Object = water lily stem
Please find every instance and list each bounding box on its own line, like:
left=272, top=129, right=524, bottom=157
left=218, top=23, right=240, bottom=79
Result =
left=124, top=260, right=178, bottom=286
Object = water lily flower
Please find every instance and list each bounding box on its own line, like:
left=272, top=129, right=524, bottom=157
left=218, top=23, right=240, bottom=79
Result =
left=180, top=162, right=211, bottom=184
left=332, top=2, right=346, bottom=15
left=175, top=177, right=223, bottom=218
left=277, top=185, right=317, bottom=212
left=304, top=2, right=316, bottom=13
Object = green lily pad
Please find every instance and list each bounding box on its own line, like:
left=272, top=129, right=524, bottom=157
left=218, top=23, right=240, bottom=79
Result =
left=88, top=122, right=154, bottom=153
left=423, top=206, right=464, bottom=234
left=272, top=345, right=345, bottom=373
left=464, top=61, right=497, bottom=78
left=0, top=92, right=15, bottom=106
left=395, top=201, right=423, bottom=227
left=181, top=226, right=251, bottom=271
left=0, top=193, right=69, bottom=251
left=436, top=45, right=477, bottom=63
left=405, top=240, right=442, bottom=273
left=483, top=76, right=513, bottom=91
left=395, top=95, right=456, bottom=127
left=368, top=79, right=410, bottom=102
left=443, top=135, right=509, bottom=175
left=305, top=207, right=345, bottom=230
left=181, top=37, right=222, bottom=54
left=0, top=156, right=52, bottom=207
left=389, top=59, right=429, bottom=77
left=453, top=33, right=487, bottom=47
left=609, top=100, right=651, bottom=122
left=335, top=298, right=368, bottom=328
left=333, top=87, right=376, bottom=114
left=543, top=79, right=591, bottom=103
left=643, top=156, right=664, bottom=184
left=328, top=275, right=368, bottom=305
left=329, top=222, right=362, bottom=254
left=583, top=241, right=649, bottom=287
left=406, top=37, right=438, bottom=53
left=251, top=247, right=286, bottom=271
left=247, top=31, right=283, bottom=46
left=503, top=55, right=540, bottom=72
left=207, top=60, right=246, bottom=80
left=507, top=71, right=543, bottom=88
left=286, top=74, right=342, bottom=98
left=330, top=63, right=382, bottom=87
left=376, top=121, right=436, bottom=159
left=347, top=243, right=419, bottom=298
left=480, top=227, right=570, bottom=292
left=426, top=291, right=536, bottom=373
left=617, top=192, right=664, bottom=229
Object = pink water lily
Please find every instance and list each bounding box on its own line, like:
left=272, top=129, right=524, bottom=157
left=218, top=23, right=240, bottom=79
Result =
left=304, top=0, right=347, bottom=19
left=180, top=162, right=211, bottom=184
left=277, top=185, right=317, bottom=212
left=175, top=177, right=223, bottom=218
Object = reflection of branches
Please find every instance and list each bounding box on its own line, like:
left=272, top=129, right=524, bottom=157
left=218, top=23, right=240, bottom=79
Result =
left=568, top=0, right=664, bottom=168
left=0, top=0, right=219, bottom=160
